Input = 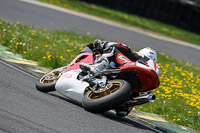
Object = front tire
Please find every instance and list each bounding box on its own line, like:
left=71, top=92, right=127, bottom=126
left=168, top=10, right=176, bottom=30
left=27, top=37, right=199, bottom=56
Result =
left=36, top=66, right=67, bottom=93
left=82, top=79, right=132, bottom=113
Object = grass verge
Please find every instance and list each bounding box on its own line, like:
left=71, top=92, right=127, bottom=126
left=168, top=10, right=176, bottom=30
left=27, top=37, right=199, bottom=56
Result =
left=38, top=0, right=200, bottom=46
left=0, top=20, right=199, bottom=132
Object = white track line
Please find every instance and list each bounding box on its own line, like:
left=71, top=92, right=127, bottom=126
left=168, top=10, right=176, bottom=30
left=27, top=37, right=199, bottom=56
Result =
left=19, top=0, right=200, bottom=50
left=0, top=59, right=38, bottom=79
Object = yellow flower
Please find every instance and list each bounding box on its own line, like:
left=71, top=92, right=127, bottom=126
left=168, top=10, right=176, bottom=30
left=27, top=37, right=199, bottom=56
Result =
left=0, top=21, right=2, bottom=24
left=12, top=33, right=16, bottom=37
left=16, top=22, right=20, bottom=24
left=124, top=14, right=128, bottom=19
left=16, top=42, right=19, bottom=46
left=188, top=111, right=192, bottom=114
left=66, top=49, right=71, bottom=52
left=64, top=40, right=68, bottom=42
left=23, top=51, right=27, bottom=54
left=79, top=47, right=83, bottom=50
left=177, top=118, right=181, bottom=121
left=156, top=90, right=160, bottom=93
left=32, top=32, right=35, bottom=36
left=35, top=46, right=39, bottom=49
left=69, top=42, right=74, bottom=45
left=45, top=45, right=49, bottom=48
left=48, top=55, right=51, bottom=58
left=43, top=56, right=46, bottom=59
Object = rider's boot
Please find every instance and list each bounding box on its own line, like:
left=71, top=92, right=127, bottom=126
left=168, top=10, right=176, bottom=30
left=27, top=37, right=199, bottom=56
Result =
left=115, top=106, right=133, bottom=117
left=80, top=57, right=109, bottom=76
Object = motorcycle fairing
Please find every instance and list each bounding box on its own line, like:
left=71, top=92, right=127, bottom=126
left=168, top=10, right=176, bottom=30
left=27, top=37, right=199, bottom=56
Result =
left=120, top=62, right=160, bottom=92
left=65, top=52, right=94, bottom=72
left=55, top=70, right=89, bottom=104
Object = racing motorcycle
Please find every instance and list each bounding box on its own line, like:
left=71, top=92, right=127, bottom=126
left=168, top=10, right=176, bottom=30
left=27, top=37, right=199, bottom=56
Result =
left=36, top=46, right=160, bottom=116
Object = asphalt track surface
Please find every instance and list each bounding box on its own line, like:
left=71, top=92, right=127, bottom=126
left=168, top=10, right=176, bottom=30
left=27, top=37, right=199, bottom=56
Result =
left=0, top=0, right=200, bottom=65
left=0, top=60, right=163, bottom=133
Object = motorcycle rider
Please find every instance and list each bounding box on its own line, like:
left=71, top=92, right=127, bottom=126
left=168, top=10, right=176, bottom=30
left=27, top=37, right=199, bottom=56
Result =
left=80, top=39, right=160, bottom=117
left=80, top=39, right=160, bottom=76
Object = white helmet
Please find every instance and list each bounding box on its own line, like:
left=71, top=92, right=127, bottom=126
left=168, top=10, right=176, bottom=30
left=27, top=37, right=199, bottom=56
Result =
left=139, top=47, right=157, bottom=62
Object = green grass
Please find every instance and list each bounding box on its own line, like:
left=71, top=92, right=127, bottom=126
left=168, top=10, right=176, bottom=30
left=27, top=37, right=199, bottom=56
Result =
left=38, top=0, right=200, bottom=46
left=0, top=20, right=95, bottom=69
left=0, top=20, right=199, bottom=132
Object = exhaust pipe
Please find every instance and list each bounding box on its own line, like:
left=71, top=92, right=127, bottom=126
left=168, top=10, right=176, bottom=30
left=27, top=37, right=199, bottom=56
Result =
left=125, top=94, right=156, bottom=107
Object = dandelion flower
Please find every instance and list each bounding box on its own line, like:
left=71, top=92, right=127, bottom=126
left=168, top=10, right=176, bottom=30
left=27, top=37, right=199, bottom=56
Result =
left=124, top=14, right=128, bottom=19
left=23, top=51, right=27, bottom=54
left=48, top=55, right=51, bottom=58
left=35, top=46, right=39, bottom=49
left=69, top=42, right=74, bottom=45
left=16, top=42, right=19, bottom=46
left=43, top=56, right=46, bottom=59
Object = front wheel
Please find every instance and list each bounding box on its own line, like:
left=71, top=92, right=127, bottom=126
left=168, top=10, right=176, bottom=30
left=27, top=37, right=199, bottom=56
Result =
left=36, top=66, right=67, bottom=93
left=82, top=79, right=132, bottom=113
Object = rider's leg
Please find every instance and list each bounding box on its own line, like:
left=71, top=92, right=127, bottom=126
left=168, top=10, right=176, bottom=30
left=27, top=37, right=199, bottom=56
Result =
left=80, top=57, right=109, bottom=76
left=79, top=47, right=115, bottom=76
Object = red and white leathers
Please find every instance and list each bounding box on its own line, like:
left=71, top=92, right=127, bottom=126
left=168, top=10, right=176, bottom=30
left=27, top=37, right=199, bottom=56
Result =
left=101, top=41, right=161, bottom=75
left=80, top=41, right=161, bottom=76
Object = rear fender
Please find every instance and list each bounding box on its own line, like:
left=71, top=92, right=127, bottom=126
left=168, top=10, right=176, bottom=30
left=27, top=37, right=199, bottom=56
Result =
left=120, top=62, right=160, bottom=92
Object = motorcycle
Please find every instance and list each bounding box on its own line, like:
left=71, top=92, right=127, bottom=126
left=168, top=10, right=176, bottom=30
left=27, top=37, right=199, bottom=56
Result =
left=36, top=46, right=160, bottom=116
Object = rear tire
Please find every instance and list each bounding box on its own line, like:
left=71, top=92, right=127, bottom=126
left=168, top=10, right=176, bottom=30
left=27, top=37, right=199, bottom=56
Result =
left=82, top=79, right=132, bottom=113
left=36, top=66, right=67, bottom=93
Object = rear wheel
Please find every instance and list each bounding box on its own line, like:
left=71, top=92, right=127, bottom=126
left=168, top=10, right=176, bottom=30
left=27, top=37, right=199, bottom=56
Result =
left=82, top=79, right=132, bottom=113
left=36, top=66, right=67, bottom=92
